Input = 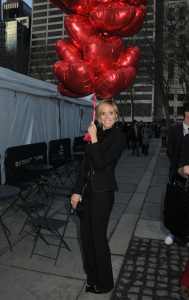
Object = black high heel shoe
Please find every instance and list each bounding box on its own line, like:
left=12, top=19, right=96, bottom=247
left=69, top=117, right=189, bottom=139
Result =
left=86, top=285, right=95, bottom=292
left=86, top=285, right=101, bottom=294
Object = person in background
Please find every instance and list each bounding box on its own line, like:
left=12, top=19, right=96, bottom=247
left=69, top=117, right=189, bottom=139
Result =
left=154, top=124, right=160, bottom=138
left=120, top=122, right=130, bottom=149
left=141, top=122, right=152, bottom=155
left=71, top=99, right=127, bottom=294
left=138, top=120, right=144, bottom=153
left=160, top=123, right=168, bottom=148
left=165, top=102, right=189, bottom=245
left=128, top=120, right=141, bottom=156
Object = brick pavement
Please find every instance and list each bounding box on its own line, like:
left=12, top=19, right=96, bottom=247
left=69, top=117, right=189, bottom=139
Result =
left=111, top=237, right=188, bottom=300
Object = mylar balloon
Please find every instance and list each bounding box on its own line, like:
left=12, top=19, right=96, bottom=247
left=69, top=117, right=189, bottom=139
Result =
left=128, top=0, right=147, bottom=5
left=95, top=67, right=136, bottom=98
left=83, top=35, right=124, bottom=76
left=55, top=40, right=83, bottom=62
left=89, top=2, right=136, bottom=33
left=53, top=60, right=95, bottom=95
left=116, top=46, right=141, bottom=70
left=97, top=0, right=112, bottom=2
left=113, top=5, right=147, bottom=37
left=52, top=0, right=148, bottom=102
left=58, top=83, right=84, bottom=98
left=56, top=0, right=97, bottom=16
left=65, top=14, right=98, bottom=51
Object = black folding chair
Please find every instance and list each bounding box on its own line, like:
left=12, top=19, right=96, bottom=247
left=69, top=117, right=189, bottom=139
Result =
left=72, top=136, right=87, bottom=167
left=49, top=138, right=79, bottom=186
left=27, top=185, right=72, bottom=265
left=4, top=143, right=48, bottom=213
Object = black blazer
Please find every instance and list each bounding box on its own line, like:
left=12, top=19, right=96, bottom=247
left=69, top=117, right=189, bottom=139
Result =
left=73, top=128, right=127, bottom=193
left=166, top=124, right=183, bottom=182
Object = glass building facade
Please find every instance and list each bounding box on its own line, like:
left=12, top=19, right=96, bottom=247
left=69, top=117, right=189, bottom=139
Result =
left=3, top=0, right=31, bottom=19
left=0, top=0, right=2, bottom=21
left=0, top=0, right=31, bottom=74
left=29, top=0, right=67, bottom=82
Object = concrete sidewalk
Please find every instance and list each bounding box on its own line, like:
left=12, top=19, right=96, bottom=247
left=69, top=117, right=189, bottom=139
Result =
left=0, top=138, right=188, bottom=300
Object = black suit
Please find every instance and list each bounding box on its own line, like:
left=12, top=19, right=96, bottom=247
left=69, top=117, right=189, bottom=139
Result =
left=74, top=128, right=126, bottom=193
left=73, top=127, right=127, bottom=293
left=166, top=124, right=183, bottom=182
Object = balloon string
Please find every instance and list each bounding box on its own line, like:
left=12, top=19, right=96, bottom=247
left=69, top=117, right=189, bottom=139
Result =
left=83, top=95, right=97, bottom=142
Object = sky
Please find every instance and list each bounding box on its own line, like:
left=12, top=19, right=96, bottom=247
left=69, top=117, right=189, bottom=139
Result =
left=2, top=0, right=32, bottom=8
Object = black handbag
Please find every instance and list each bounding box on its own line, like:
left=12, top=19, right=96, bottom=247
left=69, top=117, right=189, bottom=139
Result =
left=163, top=177, right=189, bottom=242
left=70, top=183, right=86, bottom=218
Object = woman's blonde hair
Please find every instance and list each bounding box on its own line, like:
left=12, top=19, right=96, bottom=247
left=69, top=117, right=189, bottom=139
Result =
left=97, top=99, right=119, bottom=124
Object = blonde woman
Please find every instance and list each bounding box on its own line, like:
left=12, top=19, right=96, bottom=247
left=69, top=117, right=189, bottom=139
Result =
left=71, top=99, right=126, bottom=294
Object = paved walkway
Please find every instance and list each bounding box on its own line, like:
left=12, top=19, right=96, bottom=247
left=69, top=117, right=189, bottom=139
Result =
left=0, top=138, right=188, bottom=300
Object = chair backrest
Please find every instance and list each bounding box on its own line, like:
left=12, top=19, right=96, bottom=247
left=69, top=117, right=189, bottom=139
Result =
left=49, top=138, right=72, bottom=169
left=72, top=136, right=87, bottom=153
left=4, top=142, right=47, bottom=185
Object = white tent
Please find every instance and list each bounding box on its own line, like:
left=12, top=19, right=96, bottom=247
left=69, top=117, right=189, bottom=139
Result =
left=0, top=67, right=94, bottom=183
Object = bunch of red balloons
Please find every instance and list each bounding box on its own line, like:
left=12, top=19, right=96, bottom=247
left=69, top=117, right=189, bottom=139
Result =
left=51, top=0, right=147, bottom=99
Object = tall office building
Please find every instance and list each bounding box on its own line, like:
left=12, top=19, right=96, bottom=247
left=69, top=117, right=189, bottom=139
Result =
left=0, top=0, right=31, bottom=74
left=115, top=0, right=156, bottom=122
left=0, top=0, right=2, bottom=21
left=162, top=0, right=189, bottom=124
left=116, top=0, right=189, bottom=124
left=3, top=0, right=31, bottom=19
left=29, top=0, right=67, bottom=82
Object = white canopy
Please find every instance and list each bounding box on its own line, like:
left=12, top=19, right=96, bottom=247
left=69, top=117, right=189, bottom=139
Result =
left=0, top=67, right=94, bottom=183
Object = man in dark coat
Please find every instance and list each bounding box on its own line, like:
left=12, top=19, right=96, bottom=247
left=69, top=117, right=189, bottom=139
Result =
left=165, top=102, right=189, bottom=245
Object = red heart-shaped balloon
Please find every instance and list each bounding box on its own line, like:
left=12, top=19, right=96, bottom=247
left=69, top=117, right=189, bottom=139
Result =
left=89, top=2, right=136, bottom=33
left=55, top=40, right=83, bottom=62
left=95, top=67, right=136, bottom=98
left=58, top=83, right=84, bottom=98
left=49, top=0, right=73, bottom=14
left=65, top=14, right=98, bottom=51
left=128, top=0, right=147, bottom=5
left=53, top=61, right=95, bottom=95
left=56, top=0, right=97, bottom=16
left=113, top=5, right=147, bottom=37
left=84, top=35, right=124, bottom=76
left=116, top=46, right=141, bottom=70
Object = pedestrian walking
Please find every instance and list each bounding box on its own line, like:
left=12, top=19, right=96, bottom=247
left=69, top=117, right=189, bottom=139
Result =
left=160, top=123, right=168, bottom=147
left=128, top=120, right=141, bottom=156
left=138, top=120, right=144, bottom=153
left=141, top=122, right=152, bottom=155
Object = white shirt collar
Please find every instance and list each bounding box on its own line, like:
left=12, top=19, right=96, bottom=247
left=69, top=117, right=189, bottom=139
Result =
left=183, top=122, right=189, bottom=135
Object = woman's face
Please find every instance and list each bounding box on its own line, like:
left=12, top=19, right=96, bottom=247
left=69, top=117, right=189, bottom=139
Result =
left=99, top=104, right=117, bottom=130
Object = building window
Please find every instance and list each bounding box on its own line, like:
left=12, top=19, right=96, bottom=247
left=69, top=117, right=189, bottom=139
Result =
left=178, top=94, right=189, bottom=102
left=178, top=2, right=186, bottom=8
left=167, top=3, right=175, bottom=21
left=168, top=60, right=174, bottom=84
left=168, top=94, right=174, bottom=101
left=177, top=106, right=183, bottom=115
left=169, top=106, right=174, bottom=115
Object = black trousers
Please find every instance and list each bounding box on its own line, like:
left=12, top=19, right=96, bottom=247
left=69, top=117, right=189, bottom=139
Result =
left=80, top=181, right=114, bottom=293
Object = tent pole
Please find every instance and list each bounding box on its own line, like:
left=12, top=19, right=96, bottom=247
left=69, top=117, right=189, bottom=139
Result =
left=58, top=99, right=61, bottom=139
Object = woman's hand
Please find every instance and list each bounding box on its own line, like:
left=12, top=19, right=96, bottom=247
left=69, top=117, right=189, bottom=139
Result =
left=88, top=121, right=98, bottom=143
left=71, top=194, right=82, bottom=209
left=178, top=165, right=189, bottom=178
